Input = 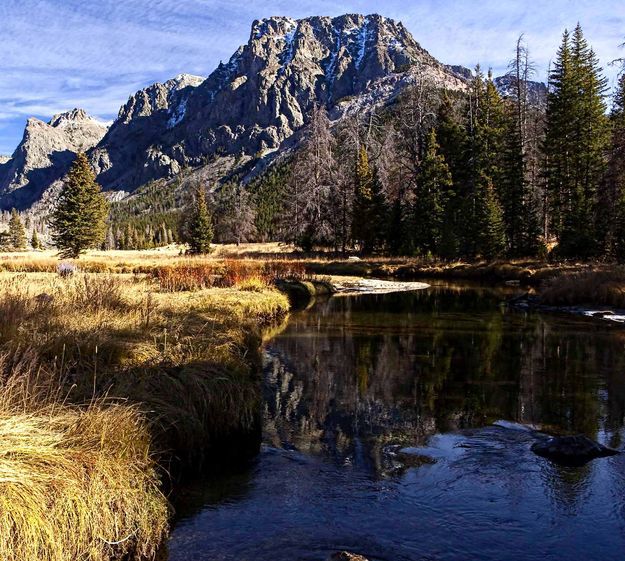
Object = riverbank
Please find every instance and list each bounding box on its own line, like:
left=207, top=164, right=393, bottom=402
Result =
left=509, top=269, right=625, bottom=324
left=1, top=249, right=623, bottom=559
left=0, top=261, right=290, bottom=561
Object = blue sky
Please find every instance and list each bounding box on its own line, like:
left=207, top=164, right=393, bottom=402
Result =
left=1, top=0, right=624, bottom=155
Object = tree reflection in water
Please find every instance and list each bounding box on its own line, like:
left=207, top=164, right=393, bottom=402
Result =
left=263, top=284, right=625, bottom=473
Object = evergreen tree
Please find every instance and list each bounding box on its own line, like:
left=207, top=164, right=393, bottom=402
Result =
left=413, top=129, right=452, bottom=255
left=477, top=175, right=507, bottom=259
left=436, top=95, right=468, bottom=257
left=251, top=163, right=288, bottom=241
left=186, top=184, right=213, bottom=254
left=369, top=166, right=389, bottom=252
left=350, top=145, right=387, bottom=253
left=605, top=73, right=625, bottom=260
left=30, top=229, right=41, bottom=250
left=386, top=196, right=406, bottom=255
left=50, top=153, right=109, bottom=258
left=462, top=67, right=507, bottom=256
left=544, top=25, right=609, bottom=257
left=499, top=36, right=541, bottom=256
left=8, top=208, right=27, bottom=250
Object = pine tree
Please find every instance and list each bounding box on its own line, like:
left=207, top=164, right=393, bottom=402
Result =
left=30, top=229, right=41, bottom=250
left=545, top=25, right=609, bottom=257
left=606, top=73, right=625, bottom=260
left=500, top=36, right=541, bottom=256
left=369, top=166, right=388, bottom=252
left=386, top=196, right=406, bottom=255
left=8, top=208, right=27, bottom=250
left=50, top=153, right=109, bottom=258
left=462, top=67, right=507, bottom=257
left=186, top=184, right=213, bottom=254
left=413, top=129, right=452, bottom=255
left=436, top=95, right=468, bottom=257
left=478, top=176, right=507, bottom=259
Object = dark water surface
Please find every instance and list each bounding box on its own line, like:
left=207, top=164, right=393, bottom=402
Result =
left=166, top=284, right=625, bottom=561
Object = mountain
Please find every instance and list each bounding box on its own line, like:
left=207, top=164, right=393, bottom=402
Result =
left=0, top=109, right=108, bottom=209
left=92, top=14, right=468, bottom=194
left=494, top=74, right=548, bottom=106
left=89, top=74, right=204, bottom=192
left=0, top=14, right=470, bottom=211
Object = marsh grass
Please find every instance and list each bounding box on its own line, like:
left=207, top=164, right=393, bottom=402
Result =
left=0, top=351, right=168, bottom=561
left=0, top=258, right=290, bottom=560
left=539, top=269, right=625, bottom=308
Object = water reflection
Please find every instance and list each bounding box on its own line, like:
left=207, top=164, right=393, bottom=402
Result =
left=263, top=284, right=625, bottom=472
left=167, top=284, right=625, bottom=561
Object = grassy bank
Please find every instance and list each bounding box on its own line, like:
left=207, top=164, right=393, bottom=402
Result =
left=538, top=269, right=625, bottom=308
left=0, top=253, right=290, bottom=560
left=0, top=247, right=600, bottom=284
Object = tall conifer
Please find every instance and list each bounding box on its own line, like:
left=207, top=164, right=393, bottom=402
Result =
left=50, top=153, right=109, bottom=258
left=545, top=25, right=608, bottom=257
left=187, top=184, right=213, bottom=254
left=413, top=129, right=452, bottom=255
left=8, top=208, right=27, bottom=250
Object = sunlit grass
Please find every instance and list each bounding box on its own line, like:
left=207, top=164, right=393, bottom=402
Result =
left=0, top=352, right=168, bottom=561
left=0, top=255, right=291, bottom=560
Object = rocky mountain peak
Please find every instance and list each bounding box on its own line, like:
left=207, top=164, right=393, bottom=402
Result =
left=0, top=108, right=108, bottom=209
left=176, top=13, right=464, bottom=166
left=49, top=108, right=92, bottom=127
left=117, top=74, right=204, bottom=124
left=0, top=13, right=470, bottom=209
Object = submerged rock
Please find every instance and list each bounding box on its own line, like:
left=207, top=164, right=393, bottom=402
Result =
left=531, top=435, right=619, bottom=466
left=328, top=552, right=370, bottom=561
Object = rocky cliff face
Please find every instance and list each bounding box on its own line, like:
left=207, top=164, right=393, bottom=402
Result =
left=0, top=109, right=108, bottom=209
left=90, top=14, right=467, bottom=194
left=89, top=74, right=203, bottom=191
left=0, top=13, right=470, bottom=210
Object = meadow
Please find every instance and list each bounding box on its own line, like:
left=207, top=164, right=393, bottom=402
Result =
left=0, top=248, right=290, bottom=561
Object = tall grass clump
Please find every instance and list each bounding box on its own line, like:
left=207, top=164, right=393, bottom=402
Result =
left=151, top=259, right=308, bottom=292
left=0, top=351, right=169, bottom=561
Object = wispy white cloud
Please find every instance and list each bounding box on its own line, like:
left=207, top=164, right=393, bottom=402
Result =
left=1, top=0, right=623, bottom=154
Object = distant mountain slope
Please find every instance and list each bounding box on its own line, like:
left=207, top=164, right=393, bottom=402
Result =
left=494, top=74, right=547, bottom=106
left=0, top=109, right=108, bottom=209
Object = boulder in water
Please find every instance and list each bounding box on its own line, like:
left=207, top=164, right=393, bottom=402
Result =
left=531, top=435, right=619, bottom=466
left=328, top=553, right=369, bottom=561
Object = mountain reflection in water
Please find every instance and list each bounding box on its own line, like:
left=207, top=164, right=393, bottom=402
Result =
left=166, top=283, right=625, bottom=561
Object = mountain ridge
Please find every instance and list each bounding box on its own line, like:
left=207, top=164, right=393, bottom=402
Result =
left=0, top=13, right=543, bottom=213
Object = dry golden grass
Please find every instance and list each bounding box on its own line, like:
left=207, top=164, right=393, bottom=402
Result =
left=0, top=352, right=168, bottom=561
left=0, top=254, right=292, bottom=560
left=539, top=269, right=625, bottom=308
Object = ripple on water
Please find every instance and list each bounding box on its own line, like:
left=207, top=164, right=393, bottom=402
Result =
left=167, top=428, right=625, bottom=561
left=167, top=287, right=625, bottom=561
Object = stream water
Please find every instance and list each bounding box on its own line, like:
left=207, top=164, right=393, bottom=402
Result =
left=165, top=283, right=625, bottom=561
